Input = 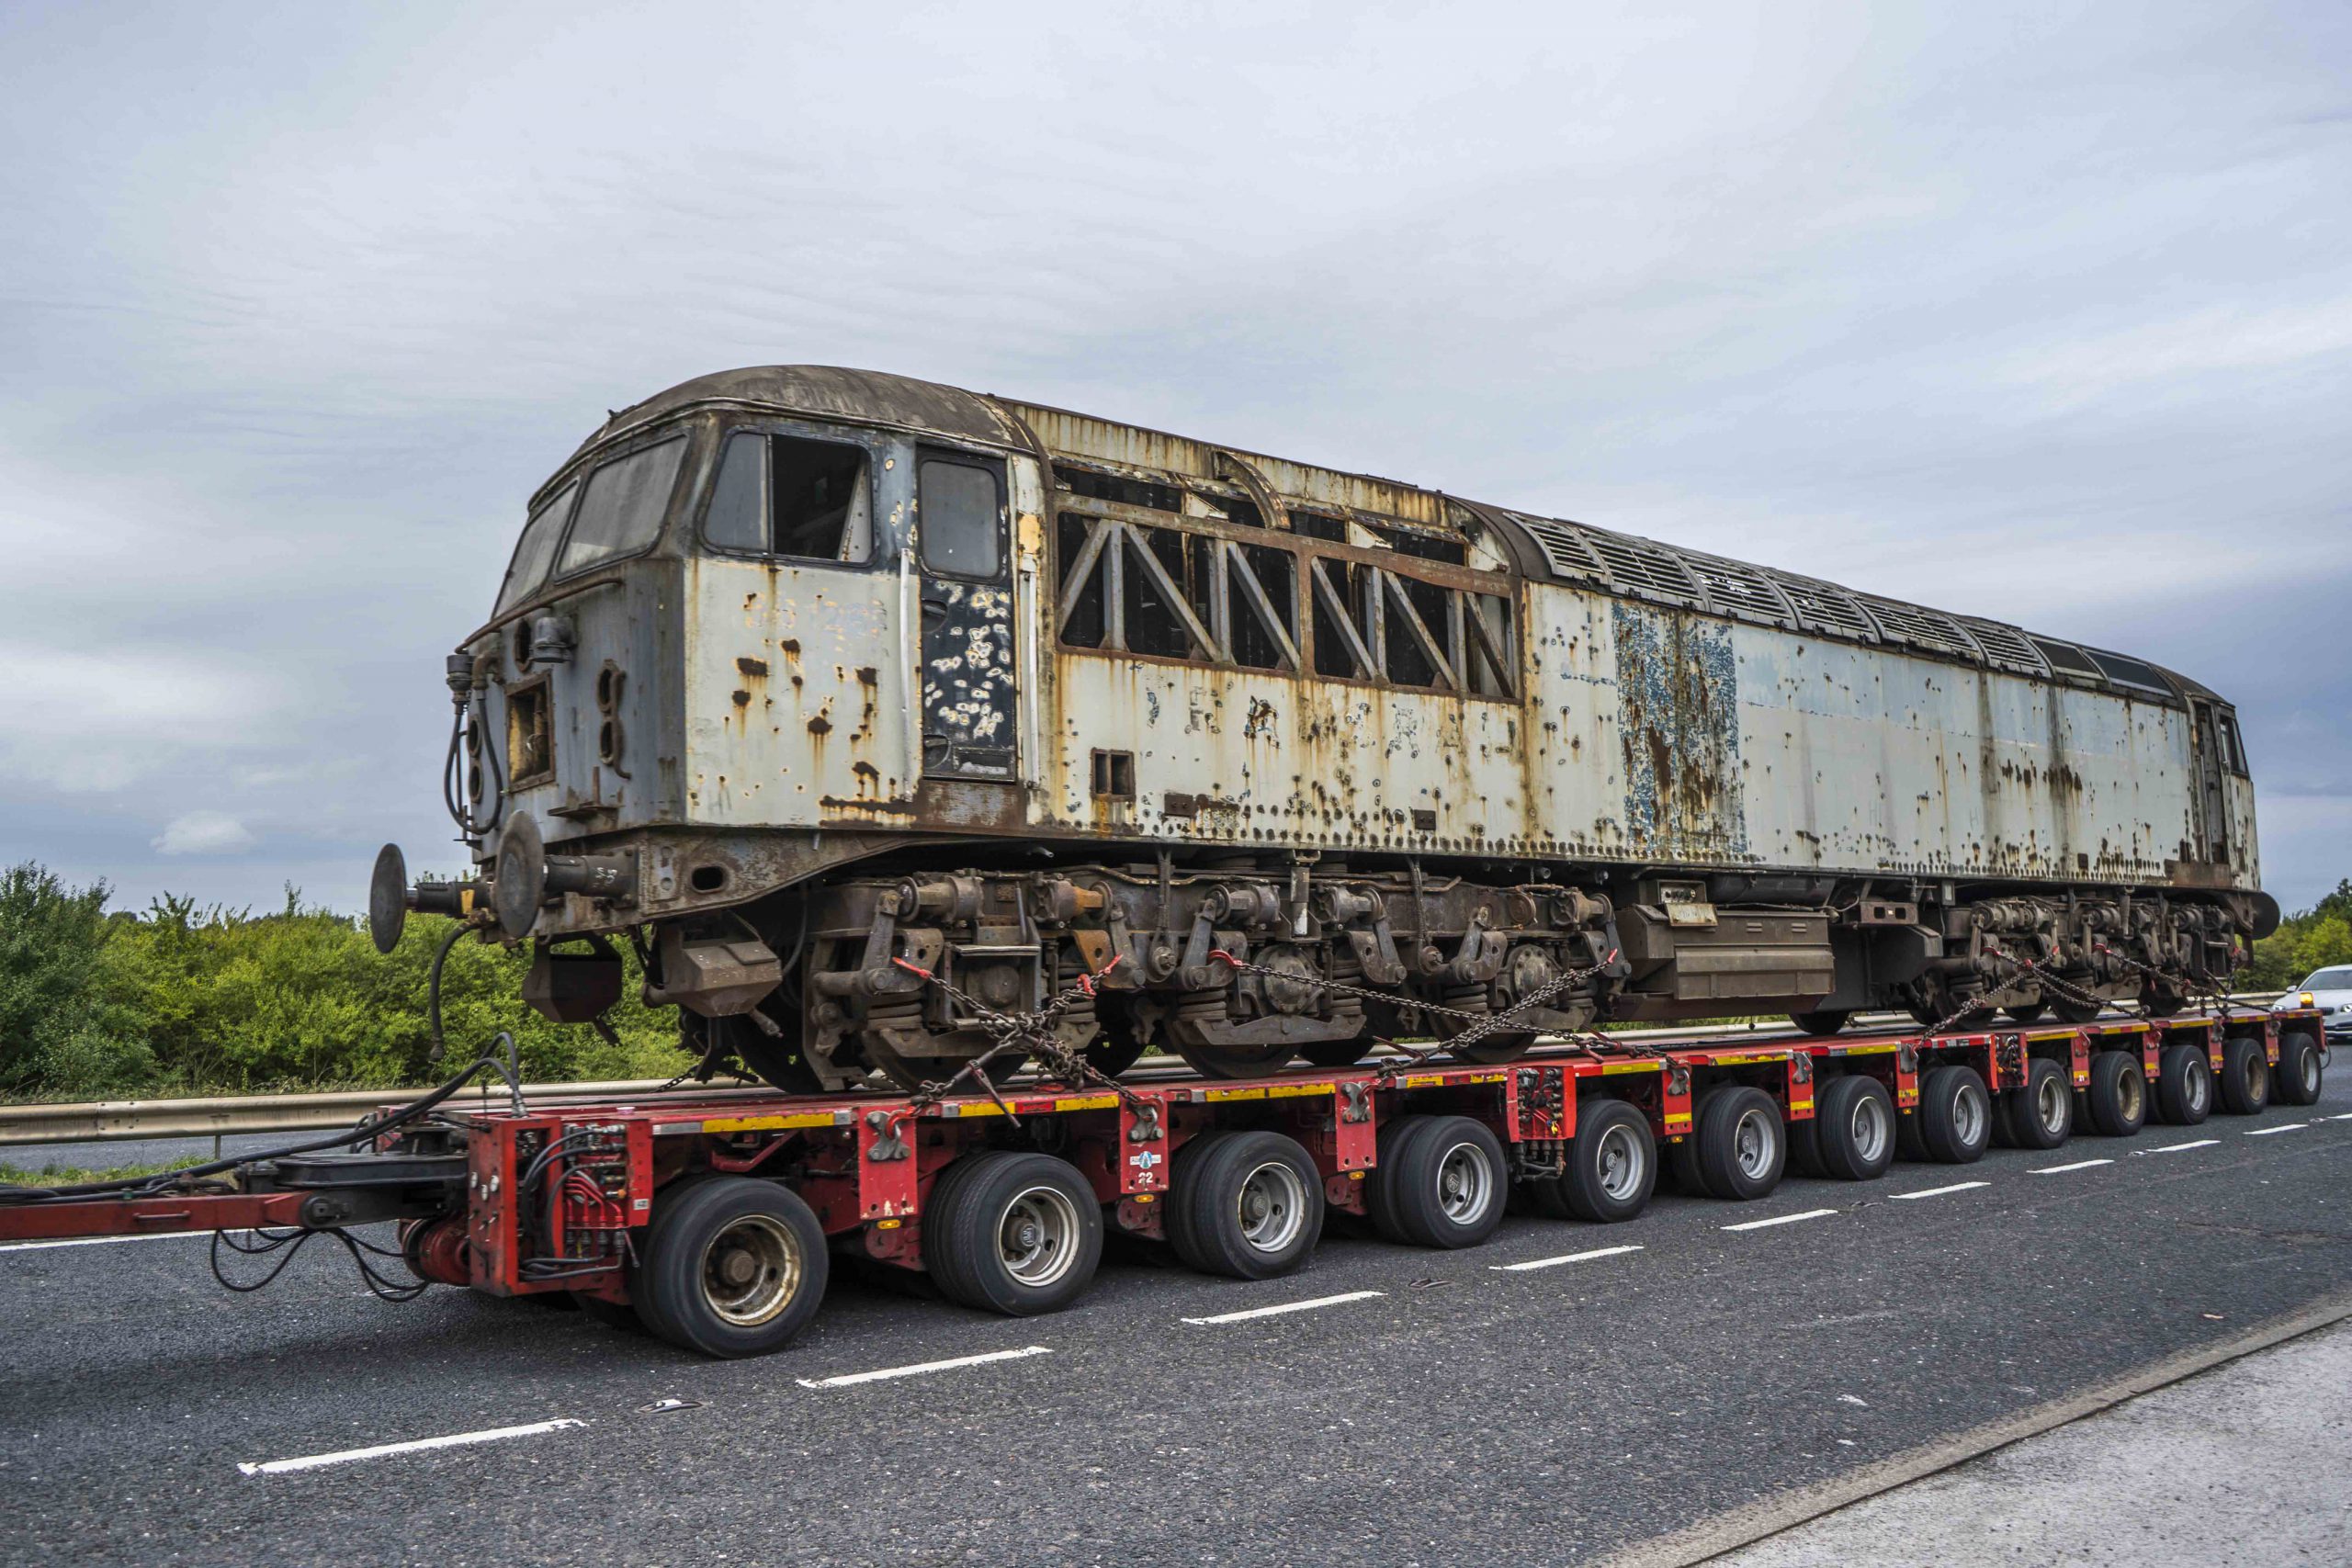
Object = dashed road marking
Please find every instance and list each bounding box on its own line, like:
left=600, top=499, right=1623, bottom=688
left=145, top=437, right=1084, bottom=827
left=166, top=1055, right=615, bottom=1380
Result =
left=1182, top=1290, right=1385, bottom=1325
left=2031, top=1158, right=2113, bottom=1175
left=1891, top=1181, right=1991, bottom=1201
left=1490, top=1244, right=1644, bottom=1272
left=0, top=1232, right=210, bottom=1254
left=794, top=1345, right=1052, bottom=1388
left=1721, top=1208, right=1838, bottom=1232
left=238, top=1418, right=584, bottom=1476
left=2245, top=1123, right=2307, bottom=1136
left=2147, top=1139, right=2221, bottom=1154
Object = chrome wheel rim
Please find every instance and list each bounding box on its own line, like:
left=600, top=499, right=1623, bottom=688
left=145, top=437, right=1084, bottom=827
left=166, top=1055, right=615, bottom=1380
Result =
left=1849, top=1094, right=1891, bottom=1162
left=2188, top=1060, right=2211, bottom=1113
left=1952, top=1084, right=1988, bottom=1146
left=998, top=1184, right=1081, bottom=1288
left=1235, top=1160, right=1307, bottom=1254
left=1434, top=1141, right=1495, bottom=1224
left=699, top=1213, right=802, bottom=1327
left=2120, top=1069, right=2144, bottom=1122
left=2297, top=1052, right=2320, bottom=1096
left=2034, top=1074, right=2066, bottom=1135
left=1595, top=1123, right=1646, bottom=1201
left=1733, top=1108, right=1778, bottom=1179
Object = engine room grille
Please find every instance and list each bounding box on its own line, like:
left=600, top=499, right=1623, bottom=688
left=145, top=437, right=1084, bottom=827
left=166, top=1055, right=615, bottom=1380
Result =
left=1857, top=596, right=1984, bottom=660
left=1959, top=617, right=2051, bottom=676
left=1680, top=554, right=1797, bottom=627
left=1571, top=525, right=1706, bottom=607
left=1506, top=513, right=1609, bottom=585
left=1770, top=574, right=1882, bottom=642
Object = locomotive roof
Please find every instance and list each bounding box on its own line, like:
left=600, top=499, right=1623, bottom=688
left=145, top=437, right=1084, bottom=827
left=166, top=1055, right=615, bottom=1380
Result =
left=579, top=366, right=2210, bottom=705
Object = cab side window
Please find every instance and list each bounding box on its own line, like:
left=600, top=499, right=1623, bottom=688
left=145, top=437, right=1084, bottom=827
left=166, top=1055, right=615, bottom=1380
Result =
left=918, top=454, right=1005, bottom=578
left=704, top=432, right=873, bottom=564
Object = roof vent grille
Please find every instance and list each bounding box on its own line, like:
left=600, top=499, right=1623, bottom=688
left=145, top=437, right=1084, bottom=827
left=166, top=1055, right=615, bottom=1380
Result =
left=1859, top=597, right=1983, bottom=660
left=1959, top=618, right=2050, bottom=676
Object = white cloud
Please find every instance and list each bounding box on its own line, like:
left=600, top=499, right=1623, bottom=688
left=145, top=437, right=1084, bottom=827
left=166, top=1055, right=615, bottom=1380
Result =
left=152, top=811, right=258, bottom=856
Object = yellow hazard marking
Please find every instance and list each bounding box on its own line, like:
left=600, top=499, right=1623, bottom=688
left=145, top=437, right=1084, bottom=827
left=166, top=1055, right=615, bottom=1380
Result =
left=703, top=1112, right=838, bottom=1133
left=875, top=1219, right=902, bottom=1229
left=1665, top=1115, right=1692, bottom=1130
left=1837, top=1043, right=1898, bottom=1055
left=1053, top=1094, right=1119, bottom=1111
left=1400, top=1075, right=1444, bottom=1088
left=1712, top=1052, right=1786, bottom=1066
left=955, top=1102, right=1008, bottom=1118
left=1206, top=1087, right=1266, bottom=1102
left=1263, top=1082, right=1329, bottom=1100
left=1791, top=1100, right=1815, bottom=1112
left=2027, top=1030, right=2076, bottom=1043
left=1600, top=1061, right=1657, bottom=1075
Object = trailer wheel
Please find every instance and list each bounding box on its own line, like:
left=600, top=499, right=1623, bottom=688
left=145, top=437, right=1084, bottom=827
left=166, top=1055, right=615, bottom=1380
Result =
left=1376, top=1115, right=1508, bottom=1247
left=2155, top=1043, right=2213, bottom=1124
left=922, top=1151, right=1102, bottom=1315
left=2217, top=1036, right=2270, bottom=1116
left=2082, top=1051, right=2148, bottom=1136
left=1786, top=1111, right=1827, bottom=1178
left=1917, top=1066, right=1992, bottom=1163
left=1691, top=1086, right=1785, bottom=1200
left=1813, top=1075, right=1897, bottom=1179
left=634, top=1178, right=828, bottom=1359
left=2004, top=1058, right=2073, bottom=1150
left=2273, top=1031, right=2324, bottom=1108
left=1789, top=1010, right=1849, bottom=1036
left=1166, top=1131, right=1324, bottom=1279
left=1548, top=1100, right=1657, bottom=1222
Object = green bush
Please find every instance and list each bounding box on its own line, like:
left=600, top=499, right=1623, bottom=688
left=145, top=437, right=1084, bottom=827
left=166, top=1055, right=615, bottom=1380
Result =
left=0, top=862, right=684, bottom=1101
left=2243, top=879, right=2352, bottom=993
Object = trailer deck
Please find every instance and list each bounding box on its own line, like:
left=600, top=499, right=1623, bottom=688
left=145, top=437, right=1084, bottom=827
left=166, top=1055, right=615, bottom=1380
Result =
left=0, top=1008, right=2327, bottom=1357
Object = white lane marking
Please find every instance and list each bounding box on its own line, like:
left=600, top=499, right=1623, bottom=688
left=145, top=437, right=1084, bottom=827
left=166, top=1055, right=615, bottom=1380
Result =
left=1721, top=1208, right=1838, bottom=1232
left=1891, top=1181, right=1991, bottom=1201
left=2324, top=1113, right=2352, bottom=1122
left=1182, top=1290, right=1385, bottom=1325
left=2245, top=1123, right=2307, bottom=1136
left=2147, top=1139, right=2221, bottom=1154
left=2031, top=1159, right=2113, bottom=1175
left=0, top=1232, right=210, bottom=1255
left=1489, top=1244, right=1644, bottom=1272
left=794, top=1345, right=1052, bottom=1388
left=238, top=1418, right=584, bottom=1476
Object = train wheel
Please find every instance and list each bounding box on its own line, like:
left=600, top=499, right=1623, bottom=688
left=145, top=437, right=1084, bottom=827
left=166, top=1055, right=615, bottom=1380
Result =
left=1691, top=1086, right=1785, bottom=1200
left=2049, top=994, right=2103, bottom=1025
left=1378, top=1115, right=1509, bottom=1248
left=1299, top=1038, right=1374, bottom=1069
left=1166, top=1131, right=1324, bottom=1280
left=1917, top=1066, right=1993, bottom=1163
left=2082, top=1052, right=2148, bottom=1136
left=2216, top=1036, right=2270, bottom=1116
left=2005, top=1058, right=2073, bottom=1150
left=2003, top=1001, right=2049, bottom=1025
left=1813, top=1075, right=1897, bottom=1180
left=1170, top=1040, right=1295, bottom=1079
left=702, top=1012, right=824, bottom=1096
left=922, top=1151, right=1102, bottom=1315
left=866, top=1038, right=1028, bottom=1093
left=634, top=1178, right=828, bottom=1359
left=1550, top=1100, right=1656, bottom=1222
left=1082, top=1003, right=1149, bottom=1077
left=1446, top=1031, right=1536, bottom=1066
left=2154, top=1043, right=2213, bottom=1124
left=1789, top=1010, right=1850, bottom=1036
left=2274, top=1031, right=2324, bottom=1107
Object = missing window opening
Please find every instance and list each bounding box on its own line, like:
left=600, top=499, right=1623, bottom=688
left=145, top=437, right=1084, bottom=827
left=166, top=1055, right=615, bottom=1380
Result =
left=506, top=678, right=552, bottom=786
left=1291, top=510, right=1350, bottom=543
left=706, top=431, right=873, bottom=563
left=1091, top=750, right=1136, bottom=800
left=1059, top=468, right=1182, bottom=513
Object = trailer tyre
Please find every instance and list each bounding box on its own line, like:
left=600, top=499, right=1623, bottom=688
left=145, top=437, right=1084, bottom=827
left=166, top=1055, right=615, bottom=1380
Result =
left=1917, top=1066, right=1992, bottom=1163
left=2217, top=1036, right=2270, bottom=1116
left=2155, top=1043, right=2213, bottom=1124
left=1380, top=1115, right=1509, bottom=1248
left=1167, top=1131, right=1325, bottom=1280
left=1690, top=1086, right=1785, bottom=1199
left=2004, top=1058, right=2073, bottom=1151
left=1366, top=1115, right=1432, bottom=1239
left=922, top=1151, right=1103, bottom=1316
left=2273, top=1031, right=2323, bottom=1108
left=1551, top=1100, right=1657, bottom=1223
left=635, top=1177, right=828, bottom=1359
left=2083, top=1051, right=2148, bottom=1137
left=1813, top=1074, right=1897, bottom=1180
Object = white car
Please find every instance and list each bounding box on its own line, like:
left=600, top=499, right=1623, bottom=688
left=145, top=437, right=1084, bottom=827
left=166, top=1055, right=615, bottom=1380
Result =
left=2275, top=966, right=2352, bottom=1045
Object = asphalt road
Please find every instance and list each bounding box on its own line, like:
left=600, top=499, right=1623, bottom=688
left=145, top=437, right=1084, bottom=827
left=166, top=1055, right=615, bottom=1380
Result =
left=3, top=1077, right=2347, bottom=1568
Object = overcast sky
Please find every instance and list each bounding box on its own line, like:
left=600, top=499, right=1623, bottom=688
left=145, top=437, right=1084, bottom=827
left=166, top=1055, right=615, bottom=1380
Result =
left=3, top=1, right=2346, bottom=916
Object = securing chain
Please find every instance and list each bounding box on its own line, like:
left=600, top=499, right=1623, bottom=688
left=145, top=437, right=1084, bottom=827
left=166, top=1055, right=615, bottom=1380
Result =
left=1204, top=946, right=1621, bottom=1085
left=883, top=954, right=1147, bottom=1126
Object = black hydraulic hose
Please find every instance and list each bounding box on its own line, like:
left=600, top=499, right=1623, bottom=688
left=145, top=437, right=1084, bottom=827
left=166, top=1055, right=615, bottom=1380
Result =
left=441, top=693, right=503, bottom=839
left=425, top=919, right=468, bottom=1063
left=0, top=1038, right=527, bottom=1205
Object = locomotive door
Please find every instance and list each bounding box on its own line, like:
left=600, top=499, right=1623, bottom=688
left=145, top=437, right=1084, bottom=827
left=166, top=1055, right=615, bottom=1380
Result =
left=913, top=448, right=1018, bottom=779
left=2188, top=697, right=2232, bottom=863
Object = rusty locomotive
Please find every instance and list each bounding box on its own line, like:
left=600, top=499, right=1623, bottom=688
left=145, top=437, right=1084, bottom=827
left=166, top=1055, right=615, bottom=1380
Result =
left=371, top=367, right=2278, bottom=1091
